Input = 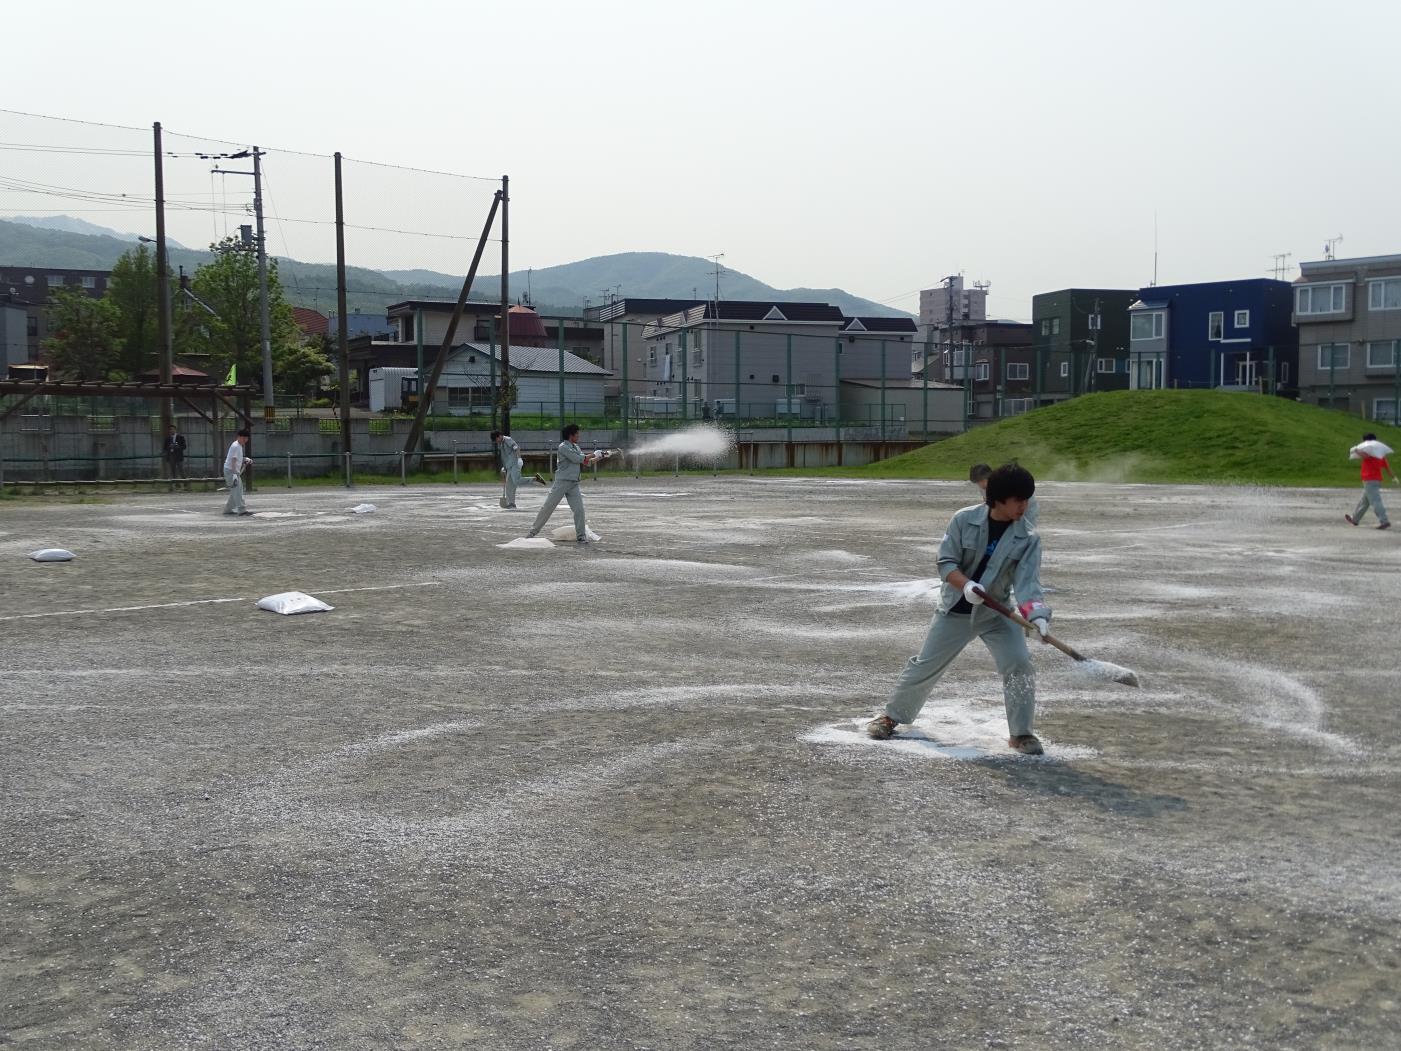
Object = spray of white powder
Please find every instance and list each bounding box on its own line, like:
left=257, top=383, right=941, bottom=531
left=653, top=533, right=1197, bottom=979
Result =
left=628, top=425, right=734, bottom=461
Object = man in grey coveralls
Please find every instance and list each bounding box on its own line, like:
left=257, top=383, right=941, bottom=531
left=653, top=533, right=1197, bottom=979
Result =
left=525, top=423, right=601, bottom=543
left=492, top=430, right=523, bottom=509
left=867, top=463, right=1053, bottom=755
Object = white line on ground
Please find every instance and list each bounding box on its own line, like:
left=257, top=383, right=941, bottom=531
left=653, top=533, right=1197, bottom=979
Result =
left=0, top=582, right=441, bottom=622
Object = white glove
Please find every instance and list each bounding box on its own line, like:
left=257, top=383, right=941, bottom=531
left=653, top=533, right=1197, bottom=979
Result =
left=1032, top=619, right=1051, bottom=639
left=961, top=580, right=985, bottom=605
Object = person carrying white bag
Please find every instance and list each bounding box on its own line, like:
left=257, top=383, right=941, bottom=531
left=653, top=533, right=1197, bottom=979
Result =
left=1345, top=433, right=1396, bottom=530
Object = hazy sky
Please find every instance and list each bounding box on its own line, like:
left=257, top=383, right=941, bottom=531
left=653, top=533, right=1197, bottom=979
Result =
left=5, top=0, right=1398, bottom=318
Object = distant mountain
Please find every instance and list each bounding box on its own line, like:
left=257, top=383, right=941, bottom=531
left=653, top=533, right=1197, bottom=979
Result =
left=3, top=214, right=187, bottom=250
left=385, top=252, right=910, bottom=318
left=0, top=219, right=910, bottom=320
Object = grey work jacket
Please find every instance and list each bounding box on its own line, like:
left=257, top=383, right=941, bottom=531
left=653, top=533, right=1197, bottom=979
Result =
left=553, top=440, right=586, bottom=482
left=499, top=436, right=522, bottom=471
left=935, top=502, right=1047, bottom=616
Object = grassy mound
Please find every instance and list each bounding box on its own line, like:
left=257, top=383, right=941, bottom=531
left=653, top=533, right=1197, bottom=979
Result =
left=857, top=390, right=1401, bottom=487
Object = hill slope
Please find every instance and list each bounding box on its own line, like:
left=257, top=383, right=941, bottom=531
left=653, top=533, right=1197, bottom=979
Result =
left=860, top=390, right=1401, bottom=488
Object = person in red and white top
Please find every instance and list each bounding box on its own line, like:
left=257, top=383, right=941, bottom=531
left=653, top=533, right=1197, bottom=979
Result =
left=1345, top=433, right=1396, bottom=530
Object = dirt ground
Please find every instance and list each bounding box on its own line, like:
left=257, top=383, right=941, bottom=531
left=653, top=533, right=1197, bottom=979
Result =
left=3, top=475, right=1399, bottom=1050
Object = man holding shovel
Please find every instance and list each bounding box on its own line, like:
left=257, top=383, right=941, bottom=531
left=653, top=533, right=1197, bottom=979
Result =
left=867, top=463, right=1052, bottom=754
left=492, top=430, right=524, bottom=509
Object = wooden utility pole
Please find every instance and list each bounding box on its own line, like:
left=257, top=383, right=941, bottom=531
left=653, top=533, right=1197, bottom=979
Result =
left=402, top=190, right=503, bottom=455
left=153, top=122, right=173, bottom=472
left=334, top=153, right=351, bottom=457
left=500, top=175, right=511, bottom=434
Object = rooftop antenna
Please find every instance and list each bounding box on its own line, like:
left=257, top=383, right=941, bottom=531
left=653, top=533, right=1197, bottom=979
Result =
left=1324, top=235, right=1343, bottom=261
left=709, top=252, right=725, bottom=305
left=1151, top=211, right=1159, bottom=286
left=1269, top=252, right=1293, bottom=280
left=522, top=267, right=533, bottom=307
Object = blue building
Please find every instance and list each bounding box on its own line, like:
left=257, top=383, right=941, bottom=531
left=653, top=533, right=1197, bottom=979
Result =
left=1127, top=278, right=1297, bottom=393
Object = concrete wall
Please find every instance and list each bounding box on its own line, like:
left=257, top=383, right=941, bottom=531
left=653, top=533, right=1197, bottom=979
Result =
left=0, top=415, right=936, bottom=480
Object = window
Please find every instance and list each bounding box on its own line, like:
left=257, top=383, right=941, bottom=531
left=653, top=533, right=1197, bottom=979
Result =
left=1368, top=278, right=1401, bottom=311
left=951, top=348, right=968, bottom=366
left=473, top=321, right=491, bottom=341
left=81, top=275, right=96, bottom=289
left=48, top=274, right=65, bottom=286
left=1208, top=311, right=1223, bottom=340
left=1234, top=309, right=1250, bottom=328
left=1059, top=361, right=1069, bottom=377
left=1088, top=314, right=1101, bottom=331
left=1131, top=311, right=1164, bottom=340
left=1096, top=357, right=1117, bottom=374
left=1005, top=398, right=1034, bottom=415
left=647, top=348, right=657, bottom=366
left=771, top=374, right=780, bottom=383
left=974, top=361, right=990, bottom=381
left=1366, top=340, right=1398, bottom=368
left=1040, top=319, right=1050, bottom=336
left=1296, top=283, right=1346, bottom=315
left=1006, top=362, right=1029, bottom=380
left=690, top=347, right=703, bottom=366
left=1375, top=398, right=1399, bottom=424
left=793, top=384, right=806, bottom=395
left=1051, top=317, right=1061, bottom=335
left=1279, top=362, right=1289, bottom=384
left=1317, top=343, right=1350, bottom=370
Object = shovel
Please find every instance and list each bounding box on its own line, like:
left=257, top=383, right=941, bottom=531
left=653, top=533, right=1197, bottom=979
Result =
left=972, top=586, right=1140, bottom=687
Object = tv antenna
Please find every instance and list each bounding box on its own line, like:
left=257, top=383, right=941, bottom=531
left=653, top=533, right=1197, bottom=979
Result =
left=709, top=253, right=726, bottom=304
left=1269, top=252, right=1293, bottom=280
left=1324, top=235, right=1343, bottom=261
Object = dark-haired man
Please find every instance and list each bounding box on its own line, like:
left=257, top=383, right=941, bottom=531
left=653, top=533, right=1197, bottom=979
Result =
left=492, top=430, right=523, bottom=509
left=524, top=423, right=602, bottom=543
left=971, top=461, right=1037, bottom=529
left=867, top=463, right=1052, bottom=754
left=222, top=428, right=253, bottom=517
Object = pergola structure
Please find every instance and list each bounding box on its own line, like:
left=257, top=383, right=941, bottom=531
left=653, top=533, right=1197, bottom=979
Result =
left=0, top=378, right=260, bottom=485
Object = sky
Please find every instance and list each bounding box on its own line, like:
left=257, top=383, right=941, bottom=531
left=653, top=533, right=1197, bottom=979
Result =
left=4, top=0, right=1399, bottom=320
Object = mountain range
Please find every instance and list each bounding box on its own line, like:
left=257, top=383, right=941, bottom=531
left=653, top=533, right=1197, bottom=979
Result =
left=0, top=216, right=910, bottom=319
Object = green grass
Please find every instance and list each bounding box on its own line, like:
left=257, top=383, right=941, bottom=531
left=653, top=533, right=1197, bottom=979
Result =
left=824, top=390, right=1400, bottom=487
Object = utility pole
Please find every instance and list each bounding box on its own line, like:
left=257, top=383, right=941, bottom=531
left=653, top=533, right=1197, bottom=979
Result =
left=153, top=122, right=173, bottom=468
left=251, top=147, right=273, bottom=424
left=334, top=152, right=351, bottom=457
left=500, top=175, right=511, bottom=434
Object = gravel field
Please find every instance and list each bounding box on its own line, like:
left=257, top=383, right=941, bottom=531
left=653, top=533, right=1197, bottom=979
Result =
left=3, top=475, right=1399, bottom=1050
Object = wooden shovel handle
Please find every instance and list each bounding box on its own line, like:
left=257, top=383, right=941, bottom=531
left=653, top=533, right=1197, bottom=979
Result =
left=971, top=587, right=1085, bottom=662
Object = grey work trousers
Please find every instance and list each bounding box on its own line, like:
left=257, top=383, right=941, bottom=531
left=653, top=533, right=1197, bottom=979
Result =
left=884, top=606, right=1037, bottom=736
left=223, top=470, right=246, bottom=514
left=1353, top=480, right=1390, bottom=526
left=502, top=462, right=522, bottom=507
left=526, top=479, right=585, bottom=540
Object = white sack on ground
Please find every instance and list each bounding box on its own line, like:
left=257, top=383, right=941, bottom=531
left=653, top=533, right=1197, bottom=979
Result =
left=497, top=537, right=555, bottom=550
left=29, top=548, right=76, bottom=562
left=1351, top=440, right=1394, bottom=460
left=256, top=591, right=335, bottom=615
left=550, top=525, right=601, bottom=542
left=348, top=503, right=377, bottom=514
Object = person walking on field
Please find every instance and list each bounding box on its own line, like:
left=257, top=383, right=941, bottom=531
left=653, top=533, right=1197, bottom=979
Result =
left=492, top=430, right=524, bottom=509
left=222, top=428, right=253, bottom=516
left=866, top=463, right=1053, bottom=755
left=164, top=423, right=188, bottom=489
left=1345, top=433, right=1396, bottom=530
left=525, top=423, right=603, bottom=543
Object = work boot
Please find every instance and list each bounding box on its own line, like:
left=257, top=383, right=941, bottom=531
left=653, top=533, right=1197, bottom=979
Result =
left=533, top=473, right=548, bottom=487
left=1345, top=514, right=1357, bottom=525
left=1380, top=522, right=1392, bottom=530
left=1008, top=734, right=1044, bottom=755
left=865, top=714, right=898, bottom=740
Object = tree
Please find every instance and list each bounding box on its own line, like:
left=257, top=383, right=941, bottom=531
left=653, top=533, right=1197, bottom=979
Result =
left=274, top=334, right=334, bottom=397
left=187, top=237, right=300, bottom=393
left=42, top=286, right=123, bottom=381
left=106, top=244, right=175, bottom=378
